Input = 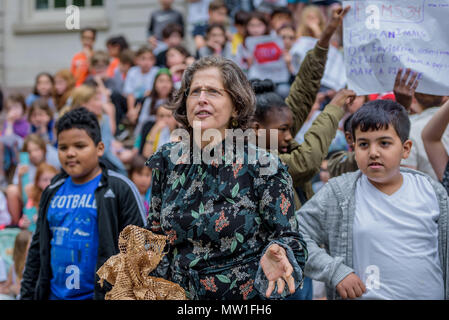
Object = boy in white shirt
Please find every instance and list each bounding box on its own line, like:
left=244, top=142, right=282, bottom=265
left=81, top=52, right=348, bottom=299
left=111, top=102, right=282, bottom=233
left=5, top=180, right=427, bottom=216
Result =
left=297, top=99, right=449, bottom=300
left=123, top=47, right=160, bottom=124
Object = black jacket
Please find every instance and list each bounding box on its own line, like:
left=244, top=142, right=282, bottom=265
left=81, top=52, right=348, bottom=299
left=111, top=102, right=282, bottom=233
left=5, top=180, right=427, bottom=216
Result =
left=20, top=164, right=147, bottom=300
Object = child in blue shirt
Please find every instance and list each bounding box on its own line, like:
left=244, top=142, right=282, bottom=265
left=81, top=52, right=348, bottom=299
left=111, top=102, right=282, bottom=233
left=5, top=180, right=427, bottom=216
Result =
left=20, top=108, right=147, bottom=300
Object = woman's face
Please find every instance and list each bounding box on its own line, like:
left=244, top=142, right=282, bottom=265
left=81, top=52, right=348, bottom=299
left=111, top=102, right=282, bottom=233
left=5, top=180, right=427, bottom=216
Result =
left=27, top=142, right=45, bottom=166
left=166, top=49, right=185, bottom=68
left=155, top=74, right=173, bottom=98
left=186, top=67, right=236, bottom=137
left=54, top=76, right=68, bottom=95
left=247, top=18, right=267, bottom=37
left=37, top=170, right=56, bottom=191
left=36, top=75, right=53, bottom=97
left=30, top=108, right=51, bottom=128
left=85, top=92, right=103, bottom=116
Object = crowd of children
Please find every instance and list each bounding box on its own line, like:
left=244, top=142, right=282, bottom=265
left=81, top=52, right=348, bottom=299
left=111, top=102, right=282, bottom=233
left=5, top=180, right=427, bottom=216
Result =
left=0, top=0, right=448, bottom=300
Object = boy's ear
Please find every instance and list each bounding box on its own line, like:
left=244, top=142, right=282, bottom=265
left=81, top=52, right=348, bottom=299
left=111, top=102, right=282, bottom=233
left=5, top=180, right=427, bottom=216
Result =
left=401, top=139, right=413, bottom=160
left=97, top=141, right=105, bottom=157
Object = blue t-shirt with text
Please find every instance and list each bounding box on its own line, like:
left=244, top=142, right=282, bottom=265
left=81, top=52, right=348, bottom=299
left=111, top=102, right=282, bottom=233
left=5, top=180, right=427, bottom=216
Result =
left=47, top=174, right=102, bottom=300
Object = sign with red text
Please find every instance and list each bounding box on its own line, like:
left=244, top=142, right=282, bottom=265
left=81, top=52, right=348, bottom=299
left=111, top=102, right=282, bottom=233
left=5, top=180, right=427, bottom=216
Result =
left=245, top=35, right=290, bottom=83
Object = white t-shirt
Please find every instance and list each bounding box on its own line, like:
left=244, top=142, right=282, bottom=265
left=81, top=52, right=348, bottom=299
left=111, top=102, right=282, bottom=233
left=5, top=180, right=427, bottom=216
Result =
left=353, top=173, right=444, bottom=300
left=123, top=66, right=160, bottom=99
left=402, top=107, right=449, bottom=181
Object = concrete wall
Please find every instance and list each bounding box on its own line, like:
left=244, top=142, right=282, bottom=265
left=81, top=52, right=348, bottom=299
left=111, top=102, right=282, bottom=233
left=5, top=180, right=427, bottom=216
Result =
left=1, top=0, right=189, bottom=91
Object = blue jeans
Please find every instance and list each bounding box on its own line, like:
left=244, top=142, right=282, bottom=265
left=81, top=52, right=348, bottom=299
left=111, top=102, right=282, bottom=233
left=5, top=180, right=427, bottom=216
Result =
left=286, top=277, right=313, bottom=300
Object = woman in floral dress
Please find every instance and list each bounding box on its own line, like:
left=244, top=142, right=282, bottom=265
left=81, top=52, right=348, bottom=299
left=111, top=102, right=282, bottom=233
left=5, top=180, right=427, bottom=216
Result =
left=146, top=56, right=307, bottom=300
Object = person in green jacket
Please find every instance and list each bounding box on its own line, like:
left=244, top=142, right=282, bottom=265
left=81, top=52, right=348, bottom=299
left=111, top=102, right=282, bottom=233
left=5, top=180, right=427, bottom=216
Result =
left=255, top=6, right=352, bottom=210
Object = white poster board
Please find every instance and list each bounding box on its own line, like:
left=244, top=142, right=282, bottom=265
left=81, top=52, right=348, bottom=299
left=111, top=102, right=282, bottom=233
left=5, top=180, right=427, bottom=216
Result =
left=245, top=35, right=290, bottom=83
left=343, top=0, right=449, bottom=95
left=290, top=36, right=347, bottom=91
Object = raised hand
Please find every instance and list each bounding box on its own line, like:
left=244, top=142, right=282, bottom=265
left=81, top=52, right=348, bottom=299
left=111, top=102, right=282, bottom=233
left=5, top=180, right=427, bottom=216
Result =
left=329, top=89, right=357, bottom=110
left=393, top=68, right=419, bottom=110
left=318, top=5, right=351, bottom=48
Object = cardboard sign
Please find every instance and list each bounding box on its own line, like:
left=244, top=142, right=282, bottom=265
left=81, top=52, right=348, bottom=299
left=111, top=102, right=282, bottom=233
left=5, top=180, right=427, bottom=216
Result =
left=343, top=0, right=449, bottom=95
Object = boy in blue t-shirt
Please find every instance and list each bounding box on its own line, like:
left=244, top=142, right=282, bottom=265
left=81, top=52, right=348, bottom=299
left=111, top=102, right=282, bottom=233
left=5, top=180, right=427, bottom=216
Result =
left=20, top=108, right=147, bottom=300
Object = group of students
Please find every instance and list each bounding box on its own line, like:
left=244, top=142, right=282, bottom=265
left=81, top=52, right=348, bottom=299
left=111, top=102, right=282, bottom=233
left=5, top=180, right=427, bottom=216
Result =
left=0, top=0, right=448, bottom=300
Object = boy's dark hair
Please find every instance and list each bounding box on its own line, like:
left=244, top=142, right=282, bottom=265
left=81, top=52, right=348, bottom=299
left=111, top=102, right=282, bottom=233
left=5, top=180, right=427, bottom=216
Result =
left=135, top=46, right=154, bottom=58
left=206, top=23, right=226, bottom=37
left=167, top=45, right=191, bottom=59
left=119, top=49, right=135, bottom=66
left=106, top=35, right=129, bottom=51
left=209, top=0, right=228, bottom=12
left=350, top=100, right=411, bottom=143
left=56, top=107, right=102, bottom=145
left=251, top=79, right=288, bottom=124
left=162, top=23, right=184, bottom=39
left=81, top=27, right=97, bottom=39
left=128, top=154, right=148, bottom=177
left=271, top=6, right=293, bottom=20
left=414, top=92, right=444, bottom=110
left=234, top=10, right=250, bottom=26
left=343, top=114, right=354, bottom=133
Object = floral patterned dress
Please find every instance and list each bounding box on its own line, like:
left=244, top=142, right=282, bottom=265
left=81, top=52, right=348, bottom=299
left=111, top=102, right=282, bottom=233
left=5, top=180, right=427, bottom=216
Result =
left=145, top=140, right=307, bottom=300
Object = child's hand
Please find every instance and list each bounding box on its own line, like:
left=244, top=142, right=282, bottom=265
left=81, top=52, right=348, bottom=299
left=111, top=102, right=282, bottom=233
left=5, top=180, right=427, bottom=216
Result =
left=18, top=215, right=31, bottom=229
left=318, top=6, right=351, bottom=48
left=18, top=165, right=29, bottom=177
left=127, top=102, right=142, bottom=125
left=336, top=273, right=366, bottom=299
left=329, top=89, right=356, bottom=109
left=393, top=68, right=419, bottom=111
left=148, top=36, right=158, bottom=49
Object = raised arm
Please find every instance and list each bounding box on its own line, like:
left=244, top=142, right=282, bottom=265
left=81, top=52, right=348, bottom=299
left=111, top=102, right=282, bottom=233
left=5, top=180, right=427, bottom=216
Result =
left=286, top=6, right=350, bottom=136
left=422, top=99, right=449, bottom=181
left=280, top=89, right=356, bottom=184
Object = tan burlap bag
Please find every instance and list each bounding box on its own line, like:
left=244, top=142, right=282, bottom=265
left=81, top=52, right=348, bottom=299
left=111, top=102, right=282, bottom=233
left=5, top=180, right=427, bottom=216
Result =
left=97, top=225, right=187, bottom=300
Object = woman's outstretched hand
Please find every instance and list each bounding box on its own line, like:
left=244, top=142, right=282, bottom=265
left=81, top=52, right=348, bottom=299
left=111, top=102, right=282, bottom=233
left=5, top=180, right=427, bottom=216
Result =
left=260, top=243, right=295, bottom=298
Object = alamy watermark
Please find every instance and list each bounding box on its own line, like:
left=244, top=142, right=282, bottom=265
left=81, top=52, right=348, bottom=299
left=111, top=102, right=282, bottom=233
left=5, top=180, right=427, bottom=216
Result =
left=65, top=5, right=80, bottom=30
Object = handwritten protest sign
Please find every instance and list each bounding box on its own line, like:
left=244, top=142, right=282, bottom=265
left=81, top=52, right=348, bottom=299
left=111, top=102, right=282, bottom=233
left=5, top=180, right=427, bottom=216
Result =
left=290, top=36, right=347, bottom=91
left=343, top=0, right=449, bottom=95
left=245, top=35, right=290, bottom=83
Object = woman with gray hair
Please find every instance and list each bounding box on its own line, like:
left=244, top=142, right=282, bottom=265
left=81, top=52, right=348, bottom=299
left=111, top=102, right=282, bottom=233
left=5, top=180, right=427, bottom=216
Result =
left=145, top=55, right=307, bottom=300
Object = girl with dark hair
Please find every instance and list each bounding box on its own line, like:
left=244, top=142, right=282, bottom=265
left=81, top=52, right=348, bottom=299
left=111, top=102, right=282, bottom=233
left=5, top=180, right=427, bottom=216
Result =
left=234, top=11, right=271, bottom=74
left=135, top=68, right=174, bottom=137
left=26, top=73, right=55, bottom=111
left=197, top=24, right=232, bottom=59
